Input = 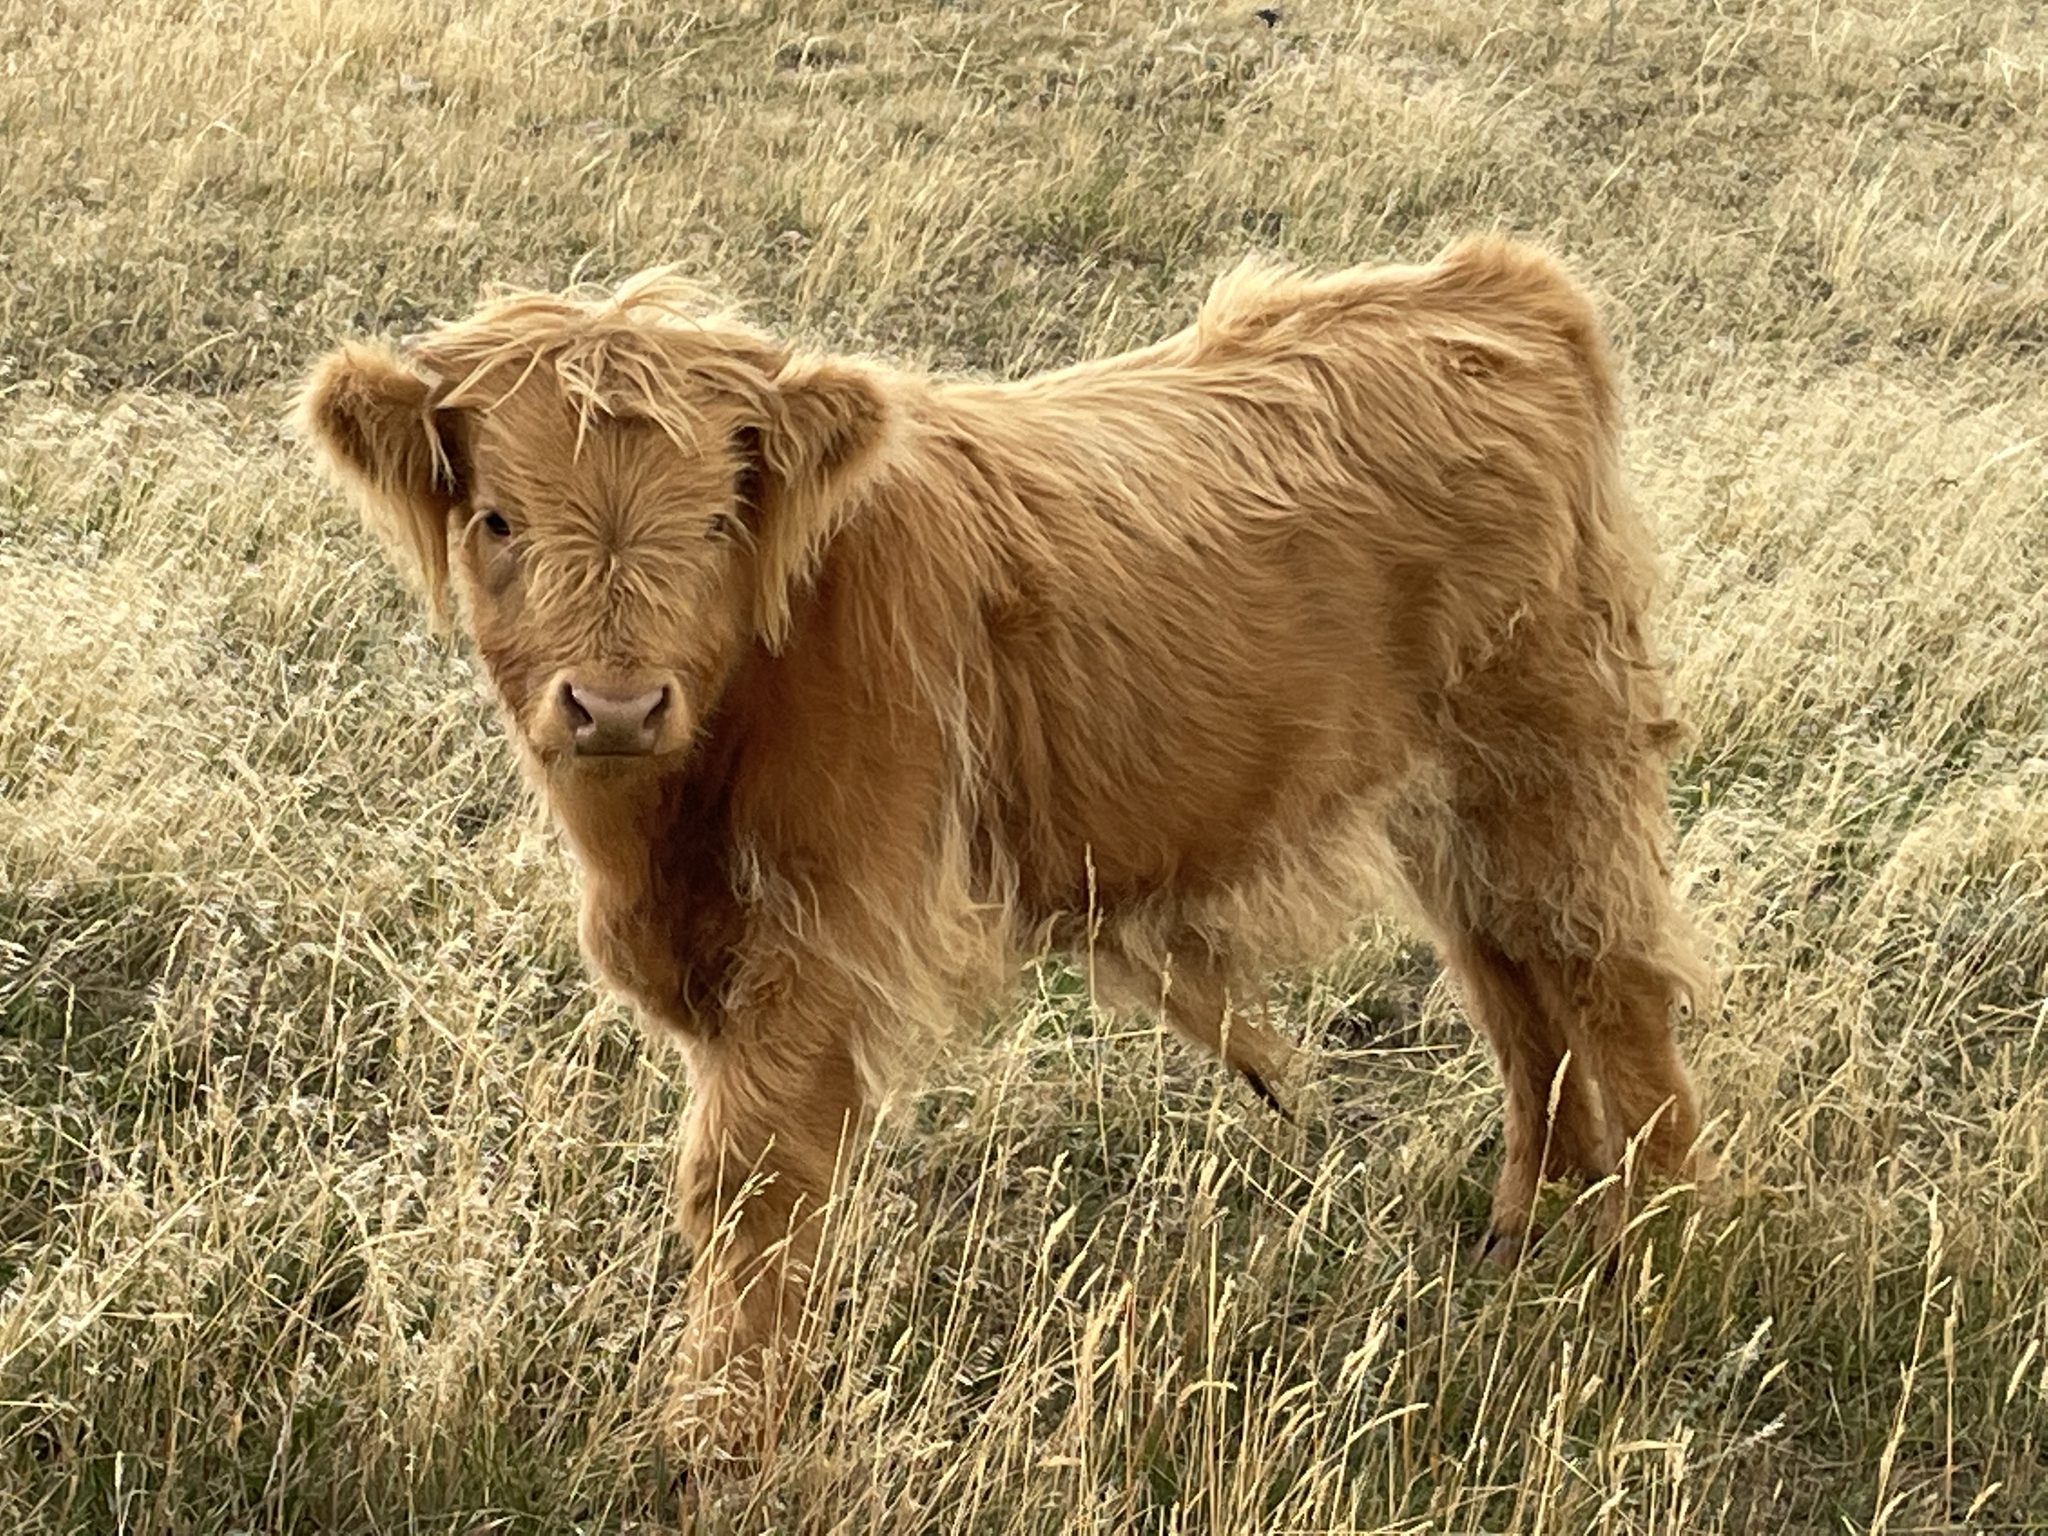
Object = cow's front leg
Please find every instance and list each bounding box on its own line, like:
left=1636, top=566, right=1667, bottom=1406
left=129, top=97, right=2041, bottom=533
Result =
left=667, top=1003, right=867, bottom=1455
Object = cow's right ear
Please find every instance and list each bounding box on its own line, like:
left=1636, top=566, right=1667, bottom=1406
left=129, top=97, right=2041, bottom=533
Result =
left=296, top=342, right=467, bottom=618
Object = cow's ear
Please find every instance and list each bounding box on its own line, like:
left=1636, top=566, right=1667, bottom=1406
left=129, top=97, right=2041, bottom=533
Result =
left=739, top=356, right=894, bottom=650
left=297, top=342, right=468, bottom=619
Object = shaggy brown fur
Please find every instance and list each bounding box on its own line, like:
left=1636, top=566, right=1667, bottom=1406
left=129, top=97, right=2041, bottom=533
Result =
left=298, top=235, right=1711, bottom=1418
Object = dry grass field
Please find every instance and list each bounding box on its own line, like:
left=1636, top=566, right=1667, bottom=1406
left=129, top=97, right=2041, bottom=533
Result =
left=3, top=1, right=2046, bottom=1531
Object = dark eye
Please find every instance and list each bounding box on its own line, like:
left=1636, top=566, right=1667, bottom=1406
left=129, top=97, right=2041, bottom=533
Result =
left=479, top=509, right=512, bottom=539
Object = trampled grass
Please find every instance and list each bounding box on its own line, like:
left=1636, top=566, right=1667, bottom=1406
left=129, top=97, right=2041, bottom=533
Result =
left=2, top=2, right=2045, bottom=1531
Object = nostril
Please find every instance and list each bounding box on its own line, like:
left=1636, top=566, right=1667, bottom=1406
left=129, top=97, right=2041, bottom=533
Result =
left=561, top=682, right=594, bottom=730
left=645, top=686, right=671, bottom=728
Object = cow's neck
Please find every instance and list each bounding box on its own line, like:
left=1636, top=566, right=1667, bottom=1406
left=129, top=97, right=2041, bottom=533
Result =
left=541, top=709, right=753, bottom=1036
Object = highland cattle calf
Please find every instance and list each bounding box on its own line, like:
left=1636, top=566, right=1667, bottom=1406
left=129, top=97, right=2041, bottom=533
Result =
left=299, top=235, right=1711, bottom=1425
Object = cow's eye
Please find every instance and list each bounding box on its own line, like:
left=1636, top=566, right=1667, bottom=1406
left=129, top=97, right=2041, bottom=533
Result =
left=479, top=509, right=512, bottom=539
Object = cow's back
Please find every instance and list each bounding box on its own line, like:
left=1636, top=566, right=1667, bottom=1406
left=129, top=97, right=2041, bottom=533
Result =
left=852, top=238, right=1640, bottom=919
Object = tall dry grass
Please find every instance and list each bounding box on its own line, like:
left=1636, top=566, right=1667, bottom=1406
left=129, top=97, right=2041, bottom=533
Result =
left=2, top=1, right=2045, bottom=1530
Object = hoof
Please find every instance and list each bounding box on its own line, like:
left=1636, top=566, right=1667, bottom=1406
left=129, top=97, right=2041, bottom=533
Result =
left=1471, top=1227, right=1527, bottom=1269
left=1686, top=1145, right=1723, bottom=1189
left=661, top=1345, right=776, bottom=1475
left=1240, top=1067, right=1294, bottom=1121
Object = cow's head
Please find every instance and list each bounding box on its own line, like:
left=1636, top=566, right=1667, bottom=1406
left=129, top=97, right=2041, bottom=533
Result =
left=297, top=274, right=892, bottom=774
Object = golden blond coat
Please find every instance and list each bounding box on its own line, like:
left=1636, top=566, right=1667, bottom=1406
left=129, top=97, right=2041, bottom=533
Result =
left=300, top=234, right=1710, bottom=1418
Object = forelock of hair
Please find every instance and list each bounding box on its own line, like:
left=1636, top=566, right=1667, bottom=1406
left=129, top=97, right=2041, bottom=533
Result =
left=406, top=267, right=785, bottom=453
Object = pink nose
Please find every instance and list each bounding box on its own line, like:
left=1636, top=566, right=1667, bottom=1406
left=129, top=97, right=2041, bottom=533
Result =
left=558, top=680, right=670, bottom=756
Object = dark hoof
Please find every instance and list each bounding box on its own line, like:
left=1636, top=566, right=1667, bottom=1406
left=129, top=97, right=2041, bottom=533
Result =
left=1471, top=1227, right=1526, bottom=1269
left=1241, top=1067, right=1294, bottom=1121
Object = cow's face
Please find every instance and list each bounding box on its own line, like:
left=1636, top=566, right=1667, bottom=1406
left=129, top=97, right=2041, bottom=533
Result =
left=298, top=282, right=891, bottom=778
left=440, top=392, right=754, bottom=767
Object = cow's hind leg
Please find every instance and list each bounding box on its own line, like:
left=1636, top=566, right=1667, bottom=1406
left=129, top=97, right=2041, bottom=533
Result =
left=1433, top=931, right=1612, bottom=1263
left=1525, top=943, right=1706, bottom=1189
left=1405, top=668, right=1710, bottom=1261
left=1441, top=805, right=1707, bottom=1265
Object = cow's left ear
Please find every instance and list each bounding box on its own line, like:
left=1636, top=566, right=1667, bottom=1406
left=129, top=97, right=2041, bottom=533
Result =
left=296, top=342, right=468, bottom=621
left=741, top=356, right=894, bottom=650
